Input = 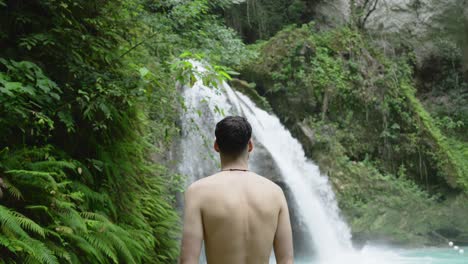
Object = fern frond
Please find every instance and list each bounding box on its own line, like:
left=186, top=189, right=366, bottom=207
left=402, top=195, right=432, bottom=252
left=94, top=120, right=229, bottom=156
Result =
left=2, top=178, right=23, bottom=200
left=24, top=239, right=58, bottom=264
left=0, top=234, right=17, bottom=252
left=10, top=210, right=45, bottom=238
left=6, top=170, right=57, bottom=190
left=24, top=255, right=42, bottom=264
left=83, top=232, right=118, bottom=263
left=29, top=160, right=76, bottom=172
left=103, top=231, right=137, bottom=264
left=45, top=242, right=73, bottom=264
left=63, top=232, right=106, bottom=264
left=1, top=235, right=58, bottom=264
left=72, top=182, right=116, bottom=216
left=25, top=205, right=50, bottom=213
left=80, top=211, right=110, bottom=223
left=59, top=209, right=87, bottom=232
left=0, top=205, right=30, bottom=238
left=51, top=198, right=76, bottom=210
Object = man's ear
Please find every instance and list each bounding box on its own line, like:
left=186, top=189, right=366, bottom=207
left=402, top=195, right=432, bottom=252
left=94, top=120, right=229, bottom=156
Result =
left=214, top=139, right=220, bottom=153
left=248, top=139, right=254, bottom=153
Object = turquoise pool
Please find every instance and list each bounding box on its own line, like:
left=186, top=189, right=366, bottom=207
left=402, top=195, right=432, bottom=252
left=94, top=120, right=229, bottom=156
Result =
left=397, top=248, right=468, bottom=264
left=289, top=247, right=467, bottom=264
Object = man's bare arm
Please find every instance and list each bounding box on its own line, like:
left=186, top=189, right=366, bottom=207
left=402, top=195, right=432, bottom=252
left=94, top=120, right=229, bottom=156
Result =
left=179, top=184, right=203, bottom=264
left=273, top=190, right=294, bottom=264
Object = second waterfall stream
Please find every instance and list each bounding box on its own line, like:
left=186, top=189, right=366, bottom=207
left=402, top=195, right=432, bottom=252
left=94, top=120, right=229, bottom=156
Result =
left=177, top=62, right=403, bottom=264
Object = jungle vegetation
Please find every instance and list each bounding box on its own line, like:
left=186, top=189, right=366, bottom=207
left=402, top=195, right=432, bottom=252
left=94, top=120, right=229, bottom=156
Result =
left=0, top=0, right=248, bottom=263
left=0, top=0, right=467, bottom=263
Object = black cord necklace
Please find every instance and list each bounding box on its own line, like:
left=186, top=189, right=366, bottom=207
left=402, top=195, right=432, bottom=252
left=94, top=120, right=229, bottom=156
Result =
left=221, top=168, right=249, bottom=172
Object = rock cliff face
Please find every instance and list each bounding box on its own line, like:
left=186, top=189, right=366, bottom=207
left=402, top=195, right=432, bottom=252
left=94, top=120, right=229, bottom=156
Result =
left=314, top=0, right=350, bottom=26
left=316, top=0, right=444, bottom=55
left=367, top=0, right=433, bottom=32
left=317, top=0, right=437, bottom=32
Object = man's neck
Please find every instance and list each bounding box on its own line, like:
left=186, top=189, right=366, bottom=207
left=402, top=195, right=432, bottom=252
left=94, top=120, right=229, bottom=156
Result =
left=220, top=155, right=249, bottom=171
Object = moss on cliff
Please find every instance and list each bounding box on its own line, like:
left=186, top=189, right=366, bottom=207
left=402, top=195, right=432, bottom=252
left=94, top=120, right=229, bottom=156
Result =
left=240, top=24, right=468, bottom=245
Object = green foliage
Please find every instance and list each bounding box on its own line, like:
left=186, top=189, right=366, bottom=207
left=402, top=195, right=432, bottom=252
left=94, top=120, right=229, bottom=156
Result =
left=301, top=117, right=468, bottom=245
left=0, top=60, right=62, bottom=142
left=0, top=148, right=152, bottom=263
left=170, top=52, right=234, bottom=88
left=0, top=0, right=199, bottom=263
left=242, top=24, right=468, bottom=244
left=0, top=0, right=251, bottom=262
left=416, top=38, right=468, bottom=142
left=430, top=0, right=467, bottom=50
left=140, top=0, right=255, bottom=68
left=244, top=24, right=467, bottom=191
left=405, top=3, right=468, bottom=190
left=223, top=0, right=322, bottom=42
left=429, top=0, right=468, bottom=87
left=401, top=82, right=467, bottom=189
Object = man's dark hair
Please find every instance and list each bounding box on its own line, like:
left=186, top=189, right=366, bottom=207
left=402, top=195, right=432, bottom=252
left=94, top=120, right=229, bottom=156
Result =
left=215, top=116, right=252, bottom=155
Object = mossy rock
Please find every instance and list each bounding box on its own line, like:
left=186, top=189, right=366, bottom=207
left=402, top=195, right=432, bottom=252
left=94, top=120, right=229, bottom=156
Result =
left=229, top=78, right=273, bottom=112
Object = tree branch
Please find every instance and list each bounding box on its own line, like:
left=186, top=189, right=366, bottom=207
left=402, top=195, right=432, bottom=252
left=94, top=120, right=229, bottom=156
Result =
left=119, top=32, right=159, bottom=58
left=361, top=0, right=379, bottom=29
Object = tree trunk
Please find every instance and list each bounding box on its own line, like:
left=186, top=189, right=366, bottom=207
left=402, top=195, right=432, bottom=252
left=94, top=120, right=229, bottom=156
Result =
left=464, top=48, right=468, bottom=82
left=463, top=2, right=468, bottom=81
left=321, top=88, right=330, bottom=121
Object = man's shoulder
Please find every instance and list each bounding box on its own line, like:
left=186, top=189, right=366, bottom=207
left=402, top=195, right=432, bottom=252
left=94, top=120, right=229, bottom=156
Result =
left=187, top=172, right=284, bottom=196
left=185, top=173, right=221, bottom=194
left=250, top=172, right=282, bottom=189
left=186, top=177, right=209, bottom=192
left=245, top=173, right=286, bottom=201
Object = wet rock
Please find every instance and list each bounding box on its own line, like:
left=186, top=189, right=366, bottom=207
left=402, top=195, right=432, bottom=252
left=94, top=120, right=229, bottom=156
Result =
left=275, top=181, right=316, bottom=257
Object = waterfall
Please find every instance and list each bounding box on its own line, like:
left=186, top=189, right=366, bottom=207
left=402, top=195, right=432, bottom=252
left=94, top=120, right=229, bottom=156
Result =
left=177, top=62, right=410, bottom=264
left=177, top=61, right=352, bottom=260
left=228, top=89, right=355, bottom=259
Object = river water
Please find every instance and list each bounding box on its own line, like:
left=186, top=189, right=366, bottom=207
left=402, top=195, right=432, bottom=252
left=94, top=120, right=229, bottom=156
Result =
left=284, top=247, right=467, bottom=264
left=178, top=62, right=467, bottom=263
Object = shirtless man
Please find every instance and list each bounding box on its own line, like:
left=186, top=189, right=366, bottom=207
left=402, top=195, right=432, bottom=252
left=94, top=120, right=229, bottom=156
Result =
left=180, top=116, right=294, bottom=264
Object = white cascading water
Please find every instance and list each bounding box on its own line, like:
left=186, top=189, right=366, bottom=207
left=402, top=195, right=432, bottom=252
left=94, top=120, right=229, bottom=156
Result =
left=178, top=62, right=405, bottom=264
left=227, top=89, right=354, bottom=258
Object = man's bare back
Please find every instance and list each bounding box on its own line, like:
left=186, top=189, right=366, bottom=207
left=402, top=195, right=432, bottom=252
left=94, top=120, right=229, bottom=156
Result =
left=180, top=116, right=293, bottom=264
left=180, top=171, right=293, bottom=264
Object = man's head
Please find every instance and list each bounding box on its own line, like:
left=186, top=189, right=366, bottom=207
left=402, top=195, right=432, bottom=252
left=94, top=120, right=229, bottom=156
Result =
left=214, top=116, right=253, bottom=157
